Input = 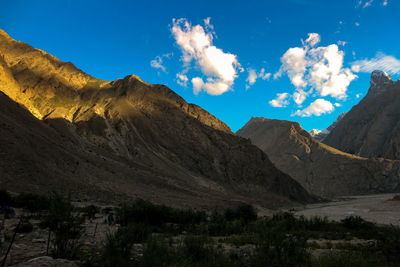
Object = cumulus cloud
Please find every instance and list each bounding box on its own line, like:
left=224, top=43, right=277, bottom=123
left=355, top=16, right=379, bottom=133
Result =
left=269, top=93, right=290, bottom=107
left=246, top=68, right=271, bottom=88
left=351, top=53, right=400, bottom=75
left=303, top=33, right=321, bottom=48
left=293, top=99, right=335, bottom=117
left=171, top=18, right=241, bottom=95
left=275, top=33, right=356, bottom=105
left=150, top=53, right=172, bottom=72
left=176, top=73, right=189, bottom=87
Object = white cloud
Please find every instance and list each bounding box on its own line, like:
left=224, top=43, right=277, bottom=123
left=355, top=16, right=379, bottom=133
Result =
left=191, top=77, right=204, bottom=94
left=334, top=103, right=342, bottom=107
left=293, top=99, right=335, bottom=117
left=293, top=90, right=308, bottom=105
left=363, top=0, right=374, bottom=8
left=351, top=53, right=400, bottom=75
left=275, top=33, right=357, bottom=105
left=150, top=53, right=172, bottom=72
left=355, top=22, right=361, bottom=27
left=303, top=33, right=321, bottom=48
left=383, top=0, right=388, bottom=6
left=356, top=0, right=374, bottom=8
left=171, top=18, right=241, bottom=95
left=246, top=67, right=271, bottom=88
left=337, top=40, right=347, bottom=46
left=176, top=73, right=189, bottom=87
left=356, top=93, right=362, bottom=98
left=269, top=93, right=290, bottom=108
left=247, top=69, right=258, bottom=87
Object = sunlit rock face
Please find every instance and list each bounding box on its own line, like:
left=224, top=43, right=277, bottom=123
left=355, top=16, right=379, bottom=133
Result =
left=237, top=117, right=400, bottom=198
left=323, top=70, right=400, bottom=159
left=0, top=29, right=314, bottom=208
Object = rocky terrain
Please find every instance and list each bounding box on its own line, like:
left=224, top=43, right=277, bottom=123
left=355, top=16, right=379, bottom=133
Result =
left=0, top=29, right=313, bottom=209
left=237, top=117, right=400, bottom=198
left=324, top=71, right=400, bottom=159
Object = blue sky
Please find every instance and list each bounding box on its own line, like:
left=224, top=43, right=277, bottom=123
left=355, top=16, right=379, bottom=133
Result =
left=1, top=0, right=399, bottom=131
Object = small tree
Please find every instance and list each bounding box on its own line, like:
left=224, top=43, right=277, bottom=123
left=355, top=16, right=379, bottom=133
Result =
left=41, top=193, right=84, bottom=259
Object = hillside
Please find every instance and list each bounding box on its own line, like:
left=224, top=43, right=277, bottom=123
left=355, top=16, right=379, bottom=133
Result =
left=237, top=117, right=400, bottom=197
left=0, top=29, right=313, bottom=209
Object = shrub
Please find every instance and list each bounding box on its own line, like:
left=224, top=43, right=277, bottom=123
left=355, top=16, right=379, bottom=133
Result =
left=41, top=193, right=84, bottom=259
left=17, top=218, right=34, bottom=233
left=313, top=251, right=385, bottom=267
left=14, top=193, right=50, bottom=212
left=224, top=204, right=257, bottom=224
left=141, top=236, right=173, bottom=267
left=100, top=229, right=135, bottom=267
left=0, top=189, right=13, bottom=206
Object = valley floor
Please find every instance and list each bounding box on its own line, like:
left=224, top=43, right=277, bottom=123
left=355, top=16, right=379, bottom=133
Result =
left=295, top=193, right=400, bottom=225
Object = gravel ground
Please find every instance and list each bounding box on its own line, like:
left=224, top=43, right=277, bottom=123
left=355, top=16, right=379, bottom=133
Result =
left=295, top=193, right=400, bottom=225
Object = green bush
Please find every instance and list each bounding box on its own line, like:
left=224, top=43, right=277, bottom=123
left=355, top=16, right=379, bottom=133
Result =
left=313, top=251, right=385, bottom=267
left=41, top=193, right=84, bottom=259
left=224, top=204, right=257, bottom=224
left=0, top=189, right=13, bottom=206
left=14, top=193, right=50, bottom=212
left=17, top=219, right=34, bottom=233
left=141, top=236, right=173, bottom=267
left=116, top=199, right=206, bottom=228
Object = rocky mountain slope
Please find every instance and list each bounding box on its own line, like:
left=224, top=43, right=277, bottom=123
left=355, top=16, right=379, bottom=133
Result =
left=324, top=71, right=400, bottom=159
left=237, top=117, right=400, bottom=198
left=0, top=29, right=313, bottom=209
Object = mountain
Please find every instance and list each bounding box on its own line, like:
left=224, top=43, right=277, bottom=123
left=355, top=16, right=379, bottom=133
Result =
left=324, top=71, right=400, bottom=159
left=237, top=117, right=400, bottom=198
left=0, top=29, right=313, bottom=209
left=310, top=112, right=347, bottom=141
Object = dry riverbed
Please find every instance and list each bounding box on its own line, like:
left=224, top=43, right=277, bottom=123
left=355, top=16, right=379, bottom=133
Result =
left=295, top=193, right=400, bottom=225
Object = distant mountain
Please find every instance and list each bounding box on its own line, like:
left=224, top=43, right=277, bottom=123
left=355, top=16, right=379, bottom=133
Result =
left=324, top=71, right=400, bottom=159
left=237, top=117, right=400, bottom=198
left=0, top=29, right=313, bottom=209
left=310, top=112, right=347, bottom=141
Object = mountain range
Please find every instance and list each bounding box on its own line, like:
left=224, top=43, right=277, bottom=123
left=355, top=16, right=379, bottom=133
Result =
left=237, top=117, right=400, bottom=198
left=0, top=29, right=313, bottom=209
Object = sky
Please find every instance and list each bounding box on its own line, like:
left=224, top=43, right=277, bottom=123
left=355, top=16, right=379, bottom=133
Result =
left=1, top=0, right=400, bottom=132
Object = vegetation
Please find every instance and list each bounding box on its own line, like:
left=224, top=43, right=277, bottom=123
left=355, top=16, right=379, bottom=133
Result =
left=2, top=190, right=400, bottom=266
left=40, top=193, right=84, bottom=259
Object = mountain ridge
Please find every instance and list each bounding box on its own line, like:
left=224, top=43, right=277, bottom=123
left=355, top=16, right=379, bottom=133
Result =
left=0, top=29, right=313, bottom=209
left=237, top=117, right=400, bottom=197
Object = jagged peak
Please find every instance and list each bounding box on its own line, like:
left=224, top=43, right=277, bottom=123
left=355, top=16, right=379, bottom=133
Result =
left=371, top=70, right=393, bottom=84
left=367, top=70, right=394, bottom=97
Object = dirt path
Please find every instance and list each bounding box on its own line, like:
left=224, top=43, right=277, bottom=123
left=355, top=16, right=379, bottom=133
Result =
left=295, top=193, right=400, bottom=225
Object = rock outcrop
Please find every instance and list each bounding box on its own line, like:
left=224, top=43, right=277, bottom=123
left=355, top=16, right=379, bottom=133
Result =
left=323, top=71, right=400, bottom=159
left=0, top=29, right=313, bottom=209
left=237, top=117, right=400, bottom=198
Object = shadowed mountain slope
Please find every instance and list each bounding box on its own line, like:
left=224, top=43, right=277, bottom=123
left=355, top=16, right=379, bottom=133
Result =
left=324, top=71, right=400, bottom=159
left=0, top=29, right=313, bottom=209
left=237, top=117, right=400, bottom=198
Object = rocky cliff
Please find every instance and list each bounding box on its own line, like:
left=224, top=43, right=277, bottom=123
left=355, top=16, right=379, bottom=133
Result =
left=0, top=29, right=313, bottom=209
left=323, top=71, right=400, bottom=159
